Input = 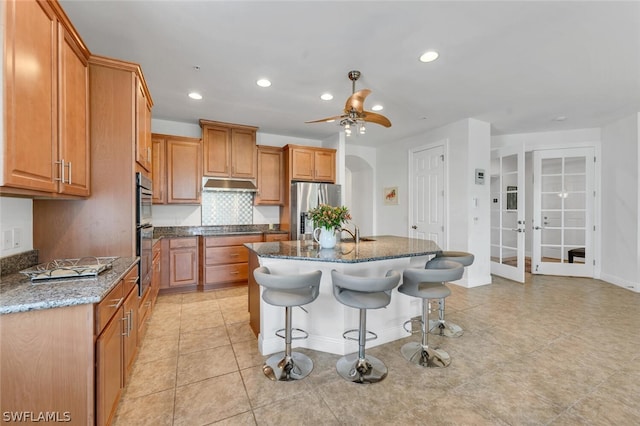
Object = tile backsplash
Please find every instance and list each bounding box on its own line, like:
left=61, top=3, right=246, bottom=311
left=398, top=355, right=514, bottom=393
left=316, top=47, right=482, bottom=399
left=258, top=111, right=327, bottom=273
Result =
left=201, top=192, right=254, bottom=225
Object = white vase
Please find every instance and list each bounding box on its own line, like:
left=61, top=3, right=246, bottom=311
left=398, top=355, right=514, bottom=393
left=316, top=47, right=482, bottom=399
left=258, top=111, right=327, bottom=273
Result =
left=313, top=226, right=337, bottom=249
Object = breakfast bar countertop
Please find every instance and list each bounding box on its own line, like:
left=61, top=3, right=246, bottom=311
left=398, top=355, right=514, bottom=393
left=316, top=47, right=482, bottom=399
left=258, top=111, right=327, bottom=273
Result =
left=0, top=256, right=139, bottom=315
left=244, top=235, right=442, bottom=263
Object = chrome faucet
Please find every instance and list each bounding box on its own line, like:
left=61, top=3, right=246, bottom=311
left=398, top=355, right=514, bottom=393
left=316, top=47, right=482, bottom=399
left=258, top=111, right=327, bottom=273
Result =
left=340, top=224, right=360, bottom=244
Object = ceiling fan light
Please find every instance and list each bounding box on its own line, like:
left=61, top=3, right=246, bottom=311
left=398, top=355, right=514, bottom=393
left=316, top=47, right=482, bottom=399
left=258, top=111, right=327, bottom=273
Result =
left=419, top=50, right=439, bottom=63
left=359, top=123, right=366, bottom=134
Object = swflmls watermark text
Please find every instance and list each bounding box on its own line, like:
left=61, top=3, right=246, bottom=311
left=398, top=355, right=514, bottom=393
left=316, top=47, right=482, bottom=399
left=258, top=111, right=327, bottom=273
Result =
left=2, top=411, right=71, bottom=423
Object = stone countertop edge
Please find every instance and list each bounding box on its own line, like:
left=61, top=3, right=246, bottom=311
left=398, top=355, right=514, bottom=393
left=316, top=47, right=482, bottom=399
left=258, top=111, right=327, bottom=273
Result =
left=154, top=226, right=288, bottom=239
left=0, top=257, right=139, bottom=315
left=244, top=235, right=442, bottom=264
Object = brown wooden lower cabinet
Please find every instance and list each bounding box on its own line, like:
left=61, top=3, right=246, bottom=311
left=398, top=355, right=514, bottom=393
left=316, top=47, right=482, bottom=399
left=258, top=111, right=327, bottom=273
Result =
left=96, top=265, right=139, bottom=426
left=157, top=232, right=291, bottom=295
left=160, top=237, right=199, bottom=293
left=139, top=240, right=161, bottom=343
left=200, top=234, right=262, bottom=290
left=0, top=262, right=146, bottom=426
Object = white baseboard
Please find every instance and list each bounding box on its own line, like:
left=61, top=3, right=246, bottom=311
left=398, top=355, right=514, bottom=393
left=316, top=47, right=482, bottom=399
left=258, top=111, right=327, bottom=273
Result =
left=599, top=273, right=638, bottom=293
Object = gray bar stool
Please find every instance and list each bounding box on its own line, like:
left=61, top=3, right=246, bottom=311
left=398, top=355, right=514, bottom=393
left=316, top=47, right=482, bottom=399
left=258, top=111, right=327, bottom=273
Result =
left=399, top=261, right=464, bottom=367
left=253, top=266, right=322, bottom=381
left=331, top=269, right=401, bottom=384
left=425, top=251, right=475, bottom=338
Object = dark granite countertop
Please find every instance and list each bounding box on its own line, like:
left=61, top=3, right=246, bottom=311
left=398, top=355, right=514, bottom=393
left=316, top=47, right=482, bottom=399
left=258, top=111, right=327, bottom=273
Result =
left=0, top=257, right=139, bottom=314
left=154, top=225, right=288, bottom=239
left=244, top=235, right=441, bottom=263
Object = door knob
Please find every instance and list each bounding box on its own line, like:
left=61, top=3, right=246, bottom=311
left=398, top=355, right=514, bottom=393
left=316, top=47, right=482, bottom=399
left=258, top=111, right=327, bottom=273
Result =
left=533, top=226, right=542, bottom=230
left=411, top=225, right=417, bottom=229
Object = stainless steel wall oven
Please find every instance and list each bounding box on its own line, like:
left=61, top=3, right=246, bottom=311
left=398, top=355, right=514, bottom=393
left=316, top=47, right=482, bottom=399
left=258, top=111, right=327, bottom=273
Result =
left=136, top=173, right=153, bottom=296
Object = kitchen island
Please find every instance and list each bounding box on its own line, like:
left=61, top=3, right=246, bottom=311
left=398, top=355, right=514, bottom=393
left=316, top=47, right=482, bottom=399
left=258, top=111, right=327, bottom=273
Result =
left=245, top=236, right=441, bottom=356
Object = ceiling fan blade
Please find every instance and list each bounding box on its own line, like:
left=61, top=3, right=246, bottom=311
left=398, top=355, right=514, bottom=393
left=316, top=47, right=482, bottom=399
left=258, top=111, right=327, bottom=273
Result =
left=344, top=89, right=371, bottom=114
left=305, top=115, right=344, bottom=124
left=361, top=111, right=392, bottom=128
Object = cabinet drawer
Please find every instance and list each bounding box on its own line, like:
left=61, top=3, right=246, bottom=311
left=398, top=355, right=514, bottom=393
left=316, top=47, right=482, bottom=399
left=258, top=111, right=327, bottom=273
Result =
left=95, top=280, right=124, bottom=334
left=122, top=264, right=139, bottom=296
left=169, top=237, right=197, bottom=249
left=264, top=233, right=289, bottom=242
left=206, top=246, right=248, bottom=265
left=205, top=234, right=262, bottom=247
left=205, top=263, right=249, bottom=284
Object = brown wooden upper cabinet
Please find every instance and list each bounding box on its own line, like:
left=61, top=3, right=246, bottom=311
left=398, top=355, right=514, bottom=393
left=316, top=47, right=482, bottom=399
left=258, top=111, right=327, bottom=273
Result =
left=255, top=145, right=284, bottom=206
left=285, top=144, right=336, bottom=183
left=199, top=119, right=258, bottom=179
left=136, top=79, right=152, bottom=172
left=2, top=0, right=90, bottom=197
left=152, top=134, right=202, bottom=204
left=151, top=135, right=166, bottom=204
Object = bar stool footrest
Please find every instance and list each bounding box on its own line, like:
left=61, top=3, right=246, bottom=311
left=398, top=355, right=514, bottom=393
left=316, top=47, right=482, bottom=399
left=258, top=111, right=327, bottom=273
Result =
left=275, top=327, right=309, bottom=341
left=342, top=328, right=378, bottom=342
left=403, top=317, right=423, bottom=334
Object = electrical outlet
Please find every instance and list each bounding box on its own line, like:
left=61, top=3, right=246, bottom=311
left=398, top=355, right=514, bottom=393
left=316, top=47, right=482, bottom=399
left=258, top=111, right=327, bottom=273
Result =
left=2, top=230, right=12, bottom=250
left=12, top=228, right=21, bottom=248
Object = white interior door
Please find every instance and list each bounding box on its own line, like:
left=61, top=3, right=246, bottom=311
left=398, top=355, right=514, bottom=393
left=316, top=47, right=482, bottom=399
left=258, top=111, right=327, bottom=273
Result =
left=409, top=144, right=444, bottom=245
left=532, top=148, right=594, bottom=277
left=490, top=145, right=526, bottom=282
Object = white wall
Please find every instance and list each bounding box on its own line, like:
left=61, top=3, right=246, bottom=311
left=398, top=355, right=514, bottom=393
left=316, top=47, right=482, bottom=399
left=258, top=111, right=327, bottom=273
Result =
left=0, top=197, right=33, bottom=256
left=375, top=118, right=492, bottom=287
left=600, top=113, right=639, bottom=291
left=344, top=145, right=377, bottom=236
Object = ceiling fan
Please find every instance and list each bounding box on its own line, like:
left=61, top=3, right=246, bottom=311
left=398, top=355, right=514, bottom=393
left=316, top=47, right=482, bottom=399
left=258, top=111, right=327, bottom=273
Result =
left=306, top=70, right=391, bottom=136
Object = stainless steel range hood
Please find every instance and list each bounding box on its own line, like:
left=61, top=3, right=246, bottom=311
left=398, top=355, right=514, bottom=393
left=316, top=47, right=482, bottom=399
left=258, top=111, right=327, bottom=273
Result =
left=202, top=178, right=258, bottom=192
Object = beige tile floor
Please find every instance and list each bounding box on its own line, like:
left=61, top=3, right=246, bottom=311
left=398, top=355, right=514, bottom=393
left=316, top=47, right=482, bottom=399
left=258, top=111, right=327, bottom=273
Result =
left=114, top=274, right=640, bottom=425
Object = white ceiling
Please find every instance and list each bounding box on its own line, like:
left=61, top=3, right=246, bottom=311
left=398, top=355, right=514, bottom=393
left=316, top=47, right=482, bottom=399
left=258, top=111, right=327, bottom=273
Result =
left=60, top=1, right=640, bottom=148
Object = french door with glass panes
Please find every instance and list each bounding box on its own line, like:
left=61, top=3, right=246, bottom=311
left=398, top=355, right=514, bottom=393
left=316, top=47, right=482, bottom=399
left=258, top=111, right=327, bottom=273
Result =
left=532, top=148, right=594, bottom=277
left=490, top=145, right=526, bottom=283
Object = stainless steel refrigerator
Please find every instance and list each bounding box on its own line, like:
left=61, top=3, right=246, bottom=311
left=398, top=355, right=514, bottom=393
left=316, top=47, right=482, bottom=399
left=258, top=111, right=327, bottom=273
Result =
left=290, top=182, right=342, bottom=240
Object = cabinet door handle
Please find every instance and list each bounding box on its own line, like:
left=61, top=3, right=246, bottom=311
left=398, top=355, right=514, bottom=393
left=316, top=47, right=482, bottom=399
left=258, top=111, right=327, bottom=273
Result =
left=67, top=162, right=72, bottom=185
left=122, top=315, right=129, bottom=337
left=55, top=160, right=66, bottom=183
left=108, top=297, right=124, bottom=309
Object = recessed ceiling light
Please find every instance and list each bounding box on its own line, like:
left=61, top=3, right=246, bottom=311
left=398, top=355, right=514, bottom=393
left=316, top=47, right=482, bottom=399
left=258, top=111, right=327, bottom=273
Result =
left=553, top=116, right=567, bottom=121
left=256, top=79, right=271, bottom=88
left=419, top=50, right=439, bottom=63
left=320, top=93, right=333, bottom=101
left=371, top=104, right=383, bottom=111
left=188, top=92, right=203, bottom=100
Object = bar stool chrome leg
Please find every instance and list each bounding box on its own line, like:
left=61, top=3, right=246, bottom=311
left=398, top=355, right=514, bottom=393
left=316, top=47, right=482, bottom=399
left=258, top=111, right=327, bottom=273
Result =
left=336, top=309, right=388, bottom=383
left=263, top=306, right=313, bottom=381
left=429, top=297, right=463, bottom=338
left=401, top=298, right=451, bottom=368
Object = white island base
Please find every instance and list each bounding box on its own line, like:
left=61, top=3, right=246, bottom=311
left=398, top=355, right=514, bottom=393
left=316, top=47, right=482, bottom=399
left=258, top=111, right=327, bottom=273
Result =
left=256, top=255, right=430, bottom=356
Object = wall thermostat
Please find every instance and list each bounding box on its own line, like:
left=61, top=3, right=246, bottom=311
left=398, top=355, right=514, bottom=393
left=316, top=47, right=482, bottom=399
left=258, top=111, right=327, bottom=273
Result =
left=475, top=168, right=485, bottom=185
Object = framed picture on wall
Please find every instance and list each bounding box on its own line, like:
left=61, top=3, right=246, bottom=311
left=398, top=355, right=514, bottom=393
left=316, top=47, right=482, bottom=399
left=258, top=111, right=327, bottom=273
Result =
left=507, top=186, right=517, bottom=210
left=384, top=187, right=398, bottom=205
